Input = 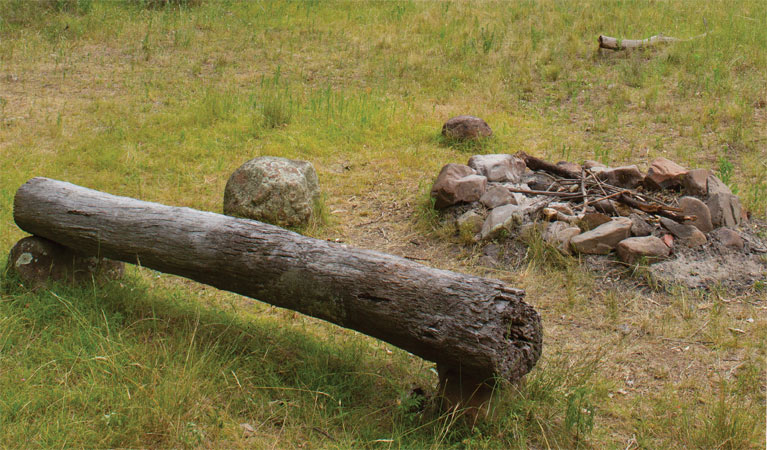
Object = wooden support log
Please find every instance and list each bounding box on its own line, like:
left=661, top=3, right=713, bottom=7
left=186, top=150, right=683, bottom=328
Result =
left=13, top=177, right=542, bottom=391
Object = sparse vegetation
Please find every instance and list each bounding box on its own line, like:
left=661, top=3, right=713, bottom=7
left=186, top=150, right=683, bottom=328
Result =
left=0, top=0, right=765, bottom=447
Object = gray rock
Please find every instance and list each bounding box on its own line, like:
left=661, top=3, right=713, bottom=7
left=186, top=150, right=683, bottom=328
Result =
left=522, top=173, right=555, bottom=191
left=583, top=160, right=607, bottom=170
left=645, top=157, right=687, bottom=190
left=593, top=199, right=619, bottom=215
left=682, top=169, right=711, bottom=197
left=549, top=202, right=574, bottom=216
left=629, top=213, right=654, bottom=236
left=570, top=217, right=632, bottom=254
left=596, top=165, right=644, bottom=189
left=711, top=228, right=744, bottom=250
left=224, top=156, right=320, bottom=228
left=556, top=161, right=582, bottom=174
left=678, top=196, right=713, bottom=233
left=580, top=212, right=612, bottom=231
left=442, top=115, right=492, bottom=140
left=707, top=175, right=732, bottom=196
left=543, top=221, right=581, bottom=255
left=480, top=204, right=529, bottom=240
left=456, top=210, right=485, bottom=236
left=430, top=164, right=480, bottom=209
left=468, top=154, right=526, bottom=183
left=7, top=236, right=124, bottom=290
left=480, top=185, right=514, bottom=208
left=660, top=217, right=707, bottom=247
left=707, top=193, right=742, bottom=228
left=616, top=236, right=671, bottom=264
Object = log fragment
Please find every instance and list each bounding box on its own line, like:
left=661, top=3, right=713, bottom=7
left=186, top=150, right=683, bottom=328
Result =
left=13, top=177, right=542, bottom=388
left=598, top=33, right=707, bottom=51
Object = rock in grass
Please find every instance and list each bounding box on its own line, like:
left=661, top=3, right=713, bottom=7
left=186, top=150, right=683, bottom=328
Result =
left=543, top=221, right=581, bottom=255
left=224, top=156, right=320, bottom=228
left=442, top=115, right=492, bottom=140
left=616, top=236, right=671, bottom=264
left=456, top=210, right=485, bottom=236
left=570, top=217, right=632, bottom=254
left=7, top=236, right=124, bottom=290
left=468, top=154, right=526, bottom=183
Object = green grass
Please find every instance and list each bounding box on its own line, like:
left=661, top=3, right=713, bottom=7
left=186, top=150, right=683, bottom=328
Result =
left=1, top=0, right=765, bottom=447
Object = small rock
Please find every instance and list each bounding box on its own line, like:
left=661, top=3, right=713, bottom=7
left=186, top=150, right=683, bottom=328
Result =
left=224, top=156, right=320, bottom=228
left=549, top=202, right=574, bottom=216
left=480, top=204, right=532, bottom=240
left=645, top=157, right=687, bottom=190
left=456, top=210, right=485, bottom=236
left=660, top=218, right=707, bottom=247
left=682, top=169, right=711, bottom=197
left=468, top=154, right=526, bottom=183
left=661, top=234, right=674, bottom=249
left=543, top=221, right=581, bottom=255
left=711, top=228, right=744, bottom=250
left=579, top=212, right=612, bottom=231
left=707, top=192, right=742, bottom=228
left=442, top=115, right=492, bottom=140
left=592, top=199, right=619, bottom=215
left=480, top=185, right=514, bottom=208
left=616, top=236, right=671, bottom=264
left=556, top=161, right=582, bottom=174
left=430, top=164, right=485, bottom=209
left=570, top=217, right=633, bottom=254
left=706, top=175, right=732, bottom=196
left=583, top=160, right=607, bottom=170
left=7, top=236, right=124, bottom=290
left=629, top=213, right=654, bottom=236
left=478, top=255, right=498, bottom=268
left=678, top=196, right=713, bottom=233
left=521, top=173, right=555, bottom=191
left=596, top=165, right=644, bottom=189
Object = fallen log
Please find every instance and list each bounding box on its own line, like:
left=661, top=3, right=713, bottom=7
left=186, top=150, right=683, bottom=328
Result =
left=598, top=33, right=707, bottom=51
left=13, top=177, right=542, bottom=395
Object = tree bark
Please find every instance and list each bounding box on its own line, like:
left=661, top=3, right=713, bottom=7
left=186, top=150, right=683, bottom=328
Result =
left=13, top=177, right=542, bottom=384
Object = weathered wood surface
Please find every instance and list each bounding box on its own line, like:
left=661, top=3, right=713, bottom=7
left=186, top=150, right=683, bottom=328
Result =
left=14, top=177, right=542, bottom=383
left=598, top=33, right=707, bottom=51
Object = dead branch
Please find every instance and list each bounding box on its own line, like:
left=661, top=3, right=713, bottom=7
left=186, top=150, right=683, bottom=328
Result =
left=598, top=33, right=707, bottom=51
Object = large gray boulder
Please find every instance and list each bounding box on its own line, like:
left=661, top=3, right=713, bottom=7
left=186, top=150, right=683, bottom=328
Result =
left=224, top=156, right=320, bottom=228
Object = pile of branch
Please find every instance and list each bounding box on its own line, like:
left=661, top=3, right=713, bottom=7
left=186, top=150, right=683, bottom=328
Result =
left=515, top=152, right=694, bottom=223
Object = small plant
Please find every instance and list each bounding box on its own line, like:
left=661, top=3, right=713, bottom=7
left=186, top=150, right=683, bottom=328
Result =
left=717, top=154, right=738, bottom=193
left=565, top=387, right=595, bottom=445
